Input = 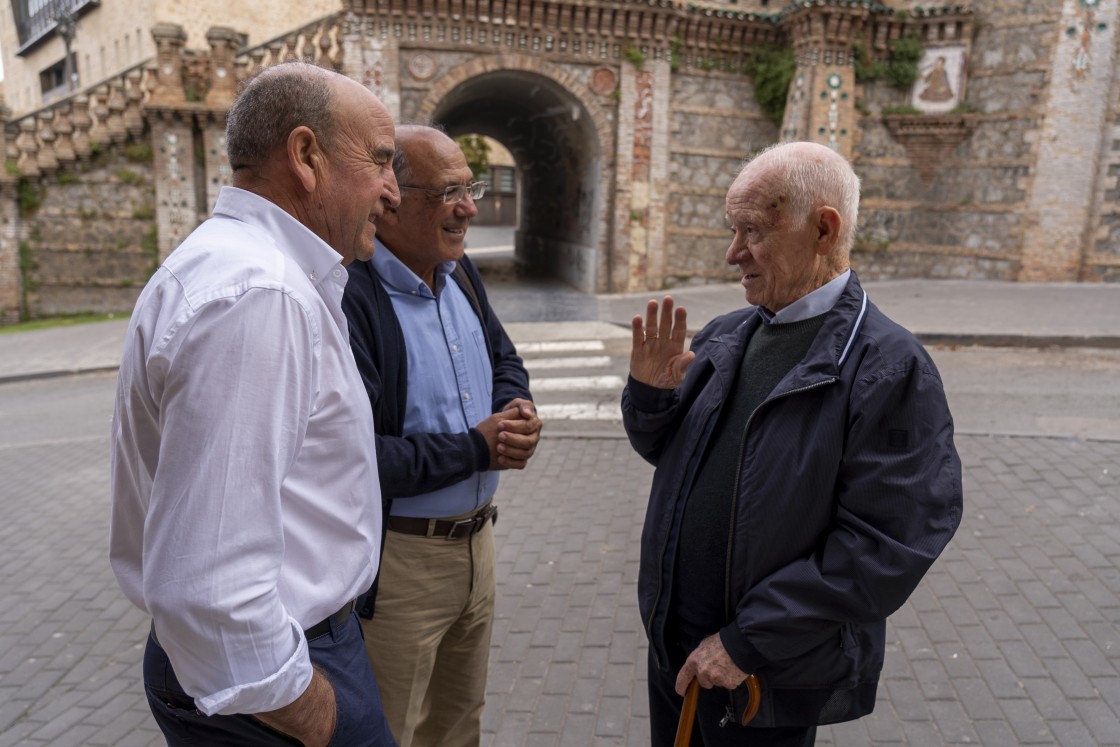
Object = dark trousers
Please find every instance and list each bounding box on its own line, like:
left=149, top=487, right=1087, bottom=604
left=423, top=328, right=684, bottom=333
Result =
left=648, top=644, right=817, bottom=747
left=144, top=612, right=396, bottom=746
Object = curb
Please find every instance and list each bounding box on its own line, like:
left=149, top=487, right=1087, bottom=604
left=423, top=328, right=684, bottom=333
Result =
left=916, top=333, right=1120, bottom=350
left=0, top=365, right=120, bottom=386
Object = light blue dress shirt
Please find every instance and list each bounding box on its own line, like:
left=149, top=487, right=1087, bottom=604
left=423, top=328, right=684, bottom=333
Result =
left=759, top=269, right=851, bottom=325
left=372, top=241, right=499, bottom=518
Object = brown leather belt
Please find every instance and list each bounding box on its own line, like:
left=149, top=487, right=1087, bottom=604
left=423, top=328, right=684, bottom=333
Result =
left=387, top=502, right=498, bottom=540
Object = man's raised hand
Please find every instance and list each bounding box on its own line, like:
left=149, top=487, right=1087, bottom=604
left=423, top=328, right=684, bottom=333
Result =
left=629, top=296, right=695, bottom=390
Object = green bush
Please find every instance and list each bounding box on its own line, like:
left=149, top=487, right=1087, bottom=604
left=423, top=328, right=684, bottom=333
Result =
left=624, top=42, right=647, bottom=70
left=17, top=180, right=41, bottom=216
left=852, top=35, right=924, bottom=92
left=748, top=45, right=797, bottom=126
left=123, top=142, right=153, bottom=162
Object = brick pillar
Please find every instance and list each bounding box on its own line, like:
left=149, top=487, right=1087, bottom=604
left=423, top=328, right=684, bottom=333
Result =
left=0, top=97, right=19, bottom=322
left=793, top=56, right=856, bottom=158
left=340, top=13, right=401, bottom=120
left=610, top=58, right=673, bottom=293
left=205, top=27, right=242, bottom=108
left=0, top=182, right=19, bottom=324
left=151, top=112, right=199, bottom=261
left=611, top=61, right=638, bottom=293
left=149, top=24, right=188, bottom=106
left=200, top=114, right=231, bottom=216
left=1021, top=0, right=1119, bottom=281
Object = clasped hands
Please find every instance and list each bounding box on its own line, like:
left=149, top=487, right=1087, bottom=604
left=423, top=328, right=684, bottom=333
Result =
left=630, top=296, right=696, bottom=390
left=476, top=398, right=542, bottom=470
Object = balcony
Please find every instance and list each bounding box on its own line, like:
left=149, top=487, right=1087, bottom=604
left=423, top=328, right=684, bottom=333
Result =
left=12, top=0, right=99, bottom=55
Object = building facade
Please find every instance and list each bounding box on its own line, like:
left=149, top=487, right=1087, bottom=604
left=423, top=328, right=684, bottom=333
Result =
left=0, top=0, right=1117, bottom=324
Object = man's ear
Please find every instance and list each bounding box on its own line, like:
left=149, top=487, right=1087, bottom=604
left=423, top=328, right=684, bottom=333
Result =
left=287, top=126, right=322, bottom=194
left=815, top=206, right=842, bottom=256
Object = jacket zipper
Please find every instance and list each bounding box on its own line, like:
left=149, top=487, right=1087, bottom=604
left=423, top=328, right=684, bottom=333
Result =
left=721, top=377, right=837, bottom=719
left=646, top=401, right=721, bottom=671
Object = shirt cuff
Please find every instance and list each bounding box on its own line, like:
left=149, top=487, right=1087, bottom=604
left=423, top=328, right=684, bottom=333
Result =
left=718, top=622, right=768, bottom=675
left=194, top=618, right=313, bottom=716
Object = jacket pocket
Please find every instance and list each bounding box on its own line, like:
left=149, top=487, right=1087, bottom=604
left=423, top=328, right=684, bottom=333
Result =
left=761, top=629, right=860, bottom=689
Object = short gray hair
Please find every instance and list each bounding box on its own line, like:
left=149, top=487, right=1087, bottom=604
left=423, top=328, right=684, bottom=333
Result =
left=226, top=62, right=337, bottom=170
left=742, top=142, right=861, bottom=253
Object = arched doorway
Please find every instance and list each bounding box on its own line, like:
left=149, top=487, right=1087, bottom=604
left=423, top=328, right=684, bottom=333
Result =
left=418, top=62, right=613, bottom=294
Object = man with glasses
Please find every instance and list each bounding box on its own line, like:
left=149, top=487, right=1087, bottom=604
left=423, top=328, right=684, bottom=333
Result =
left=343, top=125, right=542, bottom=747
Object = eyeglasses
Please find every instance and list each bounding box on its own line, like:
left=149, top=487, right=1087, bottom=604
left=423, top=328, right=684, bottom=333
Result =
left=398, top=181, right=487, bottom=204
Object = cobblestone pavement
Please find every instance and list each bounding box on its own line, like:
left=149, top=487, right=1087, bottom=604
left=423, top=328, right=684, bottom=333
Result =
left=0, top=376, right=1117, bottom=746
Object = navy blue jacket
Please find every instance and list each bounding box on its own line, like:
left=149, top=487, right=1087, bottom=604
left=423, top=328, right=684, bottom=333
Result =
left=622, top=272, right=962, bottom=727
left=342, top=253, right=531, bottom=615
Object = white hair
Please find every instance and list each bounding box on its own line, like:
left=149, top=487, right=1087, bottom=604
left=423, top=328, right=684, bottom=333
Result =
left=740, top=142, right=861, bottom=254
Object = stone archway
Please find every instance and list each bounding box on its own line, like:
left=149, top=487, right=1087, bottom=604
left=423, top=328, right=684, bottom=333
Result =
left=416, top=54, right=616, bottom=294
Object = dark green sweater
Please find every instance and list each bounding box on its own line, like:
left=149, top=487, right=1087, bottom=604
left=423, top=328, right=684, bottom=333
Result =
left=672, top=313, right=828, bottom=640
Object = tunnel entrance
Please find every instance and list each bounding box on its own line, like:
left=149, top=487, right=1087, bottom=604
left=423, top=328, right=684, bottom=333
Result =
left=428, top=69, right=606, bottom=294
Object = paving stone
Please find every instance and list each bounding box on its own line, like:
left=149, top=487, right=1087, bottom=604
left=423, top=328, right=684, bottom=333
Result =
left=1070, top=697, right=1120, bottom=746
left=1046, top=718, right=1102, bottom=746
left=594, top=695, right=629, bottom=737
left=951, top=676, right=1003, bottom=722
left=1000, top=696, right=1054, bottom=744
left=528, top=693, right=568, bottom=734
left=543, top=662, right=577, bottom=695
left=6, top=408, right=1120, bottom=745
left=998, top=639, right=1046, bottom=678
left=972, top=717, right=1030, bottom=746
left=1064, top=638, right=1120, bottom=678
left=926, top=698, right=979, bottom=743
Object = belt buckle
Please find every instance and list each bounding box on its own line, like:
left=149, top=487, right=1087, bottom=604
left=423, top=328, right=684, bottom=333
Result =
left=446, top=516, right=477, bottom=540
left=445, top=504, right=495, bottom=540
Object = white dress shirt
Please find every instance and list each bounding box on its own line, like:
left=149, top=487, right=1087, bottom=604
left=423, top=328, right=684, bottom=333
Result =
left=109, top=187, right=382, bottom=716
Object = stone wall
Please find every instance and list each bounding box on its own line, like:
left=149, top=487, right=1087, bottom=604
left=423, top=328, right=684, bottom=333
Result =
left=19, top=143, right=156, bottom=317
left=852, top=3, right=1059, bottom=281
left=663, top=70, right=776, bottom=286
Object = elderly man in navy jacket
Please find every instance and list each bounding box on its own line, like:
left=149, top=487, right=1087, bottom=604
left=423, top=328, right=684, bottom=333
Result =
left=343, top=125, right=541, bottom=747
left=622, top=141, right=962, bottom=747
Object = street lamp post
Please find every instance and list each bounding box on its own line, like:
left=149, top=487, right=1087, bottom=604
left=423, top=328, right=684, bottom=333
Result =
left=53, top=8, right=78, bottom=92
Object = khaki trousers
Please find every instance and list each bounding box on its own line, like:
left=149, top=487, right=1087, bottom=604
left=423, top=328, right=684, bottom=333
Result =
left=361, top=515, right=496, bottom=747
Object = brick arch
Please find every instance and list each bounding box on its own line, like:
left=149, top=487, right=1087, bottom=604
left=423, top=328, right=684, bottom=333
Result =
left=416, top=53, right=614, bottom=162
left=417, top=52, right=617, bottom=293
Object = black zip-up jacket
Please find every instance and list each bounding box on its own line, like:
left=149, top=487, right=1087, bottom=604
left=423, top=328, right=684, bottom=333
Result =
left=622, top=272, right=962, bottom=727
left=342, top=253, right=532, bottom=616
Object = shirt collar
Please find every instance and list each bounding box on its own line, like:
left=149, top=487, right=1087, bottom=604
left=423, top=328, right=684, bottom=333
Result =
left=212, top=186, right=345, bottom=287
left=371, top=239, right=456, bottom=298
left=760, top=269, right=851, bottom=325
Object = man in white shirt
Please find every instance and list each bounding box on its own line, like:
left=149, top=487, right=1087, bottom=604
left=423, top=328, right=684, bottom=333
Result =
left=110, top=61, right=400, bottom=746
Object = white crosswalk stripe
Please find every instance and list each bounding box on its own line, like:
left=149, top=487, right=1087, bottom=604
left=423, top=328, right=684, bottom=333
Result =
left=530, top=375, right=625, bottom=392
left=536, top=403, right=624, bottom=421
left=518, top=341, right=605, bottom=354
left=524, top=356, right=611, bottom=370
left=518, top=333, right=627, bottom=424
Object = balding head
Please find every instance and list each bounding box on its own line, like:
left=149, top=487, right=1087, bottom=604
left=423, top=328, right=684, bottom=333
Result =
left=223, top=61, right=399, bottom=265
left=226, top=62, right=344, bottom=172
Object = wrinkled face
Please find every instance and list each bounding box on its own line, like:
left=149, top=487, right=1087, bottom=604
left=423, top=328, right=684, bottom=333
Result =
left=315, top=82, right=399, bottom=265
left=724, top=166, right=825, bottom=313
left=377, top=133, right=478, bottom=283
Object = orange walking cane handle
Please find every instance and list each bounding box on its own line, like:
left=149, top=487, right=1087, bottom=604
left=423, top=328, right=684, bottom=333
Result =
left=673, top=678, right=700, bottom=747
left=740, top=674, right=762, bottom=725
